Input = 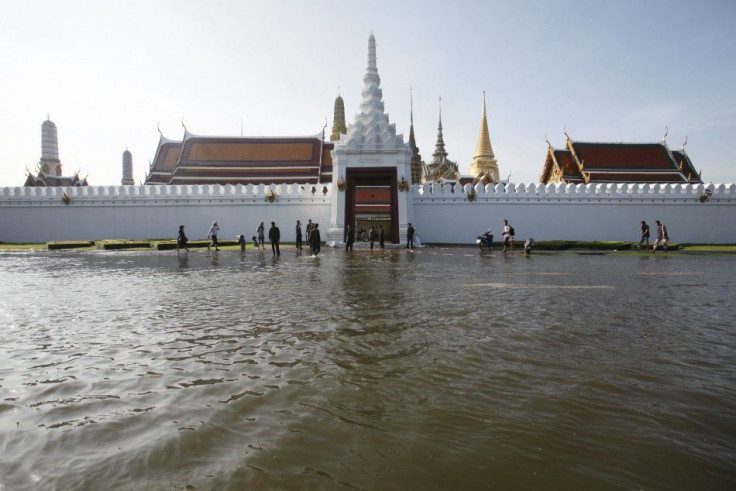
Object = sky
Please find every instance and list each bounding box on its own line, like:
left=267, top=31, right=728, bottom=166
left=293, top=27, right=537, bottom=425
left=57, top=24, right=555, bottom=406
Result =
left=1, top=0, right=734, bottom=186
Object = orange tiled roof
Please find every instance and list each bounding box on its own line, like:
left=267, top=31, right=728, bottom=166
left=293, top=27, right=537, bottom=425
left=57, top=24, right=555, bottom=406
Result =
left=145, top=135, right=334, bottom=185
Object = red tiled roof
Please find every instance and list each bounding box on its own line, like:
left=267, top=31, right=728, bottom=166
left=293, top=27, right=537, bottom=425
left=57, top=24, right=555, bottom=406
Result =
left=541, top=139, right=702, bottom=184
left=572, top=142, right=678, bottom=171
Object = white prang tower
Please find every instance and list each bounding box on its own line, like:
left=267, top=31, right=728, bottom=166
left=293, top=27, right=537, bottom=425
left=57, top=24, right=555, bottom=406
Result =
left=40, top=118, right=62, bottom=176
left=121, top=149, right=134, bottom=185
left=328, top=34, right=413, bottom=244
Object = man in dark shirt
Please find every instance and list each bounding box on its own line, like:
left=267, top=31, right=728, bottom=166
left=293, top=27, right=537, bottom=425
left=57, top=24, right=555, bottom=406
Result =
left=638, top=220, right=650, bottom=249
left=345, top=225, right=355, bottom=252
left=295, top=220, right=303, bottom=250
left=311, top=223, right=321, bottom=256
left=269, top=221, right=281, bottom=256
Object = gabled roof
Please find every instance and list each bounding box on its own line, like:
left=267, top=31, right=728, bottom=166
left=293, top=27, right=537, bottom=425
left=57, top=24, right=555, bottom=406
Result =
left=145, top=132, right=334, bottom=185
left=146, top=134, right=182, bottom=184
left=541, top=136, right=702, bottom=184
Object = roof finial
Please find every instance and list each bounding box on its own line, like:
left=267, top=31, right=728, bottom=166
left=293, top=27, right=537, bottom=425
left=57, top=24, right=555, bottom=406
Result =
left=682, top=135, right=688, bottom=151
left=157, top=122, right=162, bottom=136
left=181, top=118, right=187, bottom=132
left=410, top=87, right=414, bottom=123
left=663, top=125, right=669, bottom=142
left=438, top=95, right=442, bottom=127
left=545, top=133, right=552, bottom=147
left=564, top=125, right=570, bottom=141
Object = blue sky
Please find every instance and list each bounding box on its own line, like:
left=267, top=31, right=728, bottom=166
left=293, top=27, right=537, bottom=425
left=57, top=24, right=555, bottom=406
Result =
left=1, top=0, right=734, bottom=186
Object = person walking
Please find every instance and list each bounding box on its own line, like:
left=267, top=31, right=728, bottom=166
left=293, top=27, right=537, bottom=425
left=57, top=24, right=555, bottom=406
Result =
left=345, top=224, right=355, bottom=252
left=406, top=222, right=415, bottom=250
left=237, top=234, right=246, bottom=252
left=502, top=219, right=515, bottom=252
left=369, top=226, right=377, bottom=249
left=379, top=225, right=385, bottom=249
left=638, top=220, right=651, bottom=249
left=310, top=223, right=321, bottom=256
left=207, top=221, right=220, bottom=251
left=653, top=220, right=669, bottom=252
left=295, top=220, right=303, bottom=250
left=269, top=221, right=281, bottom=256
left=256, top=221, right=265, bottom=250
left=176, top=225, right=189, bottom=252
left=305, top=219, right=313, bottom=246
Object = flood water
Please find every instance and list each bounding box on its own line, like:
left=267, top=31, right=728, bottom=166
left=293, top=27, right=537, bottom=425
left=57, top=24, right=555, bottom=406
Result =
left=1, top=247, right=735, bottom=490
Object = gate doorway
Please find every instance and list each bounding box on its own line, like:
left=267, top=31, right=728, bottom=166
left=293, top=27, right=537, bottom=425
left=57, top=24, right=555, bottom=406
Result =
left=345, top=168, right=399, bottom=244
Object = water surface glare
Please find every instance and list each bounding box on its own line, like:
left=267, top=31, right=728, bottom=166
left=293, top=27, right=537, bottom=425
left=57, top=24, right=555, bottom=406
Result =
left=1, top=248, right=735, bottom=489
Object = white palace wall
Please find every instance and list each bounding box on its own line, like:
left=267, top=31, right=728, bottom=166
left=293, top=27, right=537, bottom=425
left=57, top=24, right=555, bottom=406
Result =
left=1, top=182, right=735, bottom=244
left=412, top=182, right=736, bottom=244
left=0, top=184, right=333, bottom=243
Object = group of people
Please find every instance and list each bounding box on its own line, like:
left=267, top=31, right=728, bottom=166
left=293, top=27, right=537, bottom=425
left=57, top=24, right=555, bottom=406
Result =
left=638, top=220, right=670, bottom=252
left=178, top=218, right=670, bottom=255
left=344, top=222, right=417, bottom=251
left=176, top=219, right=322, bottom=256
left=176, top=221, right=223, bottom=252
left=295, top=219, right=322, bottom=256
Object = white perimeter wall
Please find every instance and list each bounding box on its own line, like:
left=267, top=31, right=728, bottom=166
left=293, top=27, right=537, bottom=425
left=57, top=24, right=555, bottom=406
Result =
left=1, top=181, right=735, bottom=244
left=0, top=184, right=332, bottom=243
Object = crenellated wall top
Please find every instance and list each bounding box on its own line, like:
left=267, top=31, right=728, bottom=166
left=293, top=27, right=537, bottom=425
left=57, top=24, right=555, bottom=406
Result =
left=0, top=183, right=334, bottom=202
left=2, top=182, right=735, bottom=204
left=411, top=182, right=736, bottom=199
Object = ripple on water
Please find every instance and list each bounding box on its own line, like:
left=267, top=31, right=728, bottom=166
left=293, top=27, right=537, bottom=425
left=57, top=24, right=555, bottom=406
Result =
left=1, top=250, right=735, bottom=489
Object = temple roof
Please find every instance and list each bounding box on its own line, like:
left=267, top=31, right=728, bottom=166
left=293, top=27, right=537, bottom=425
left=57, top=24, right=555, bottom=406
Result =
left=540, top=135, right=702, bottom=184
left=146, top=133, right=182, bottom=184
left=24, top=172, right=87, bottom=187
left=145, top=131, right=333, bottom=185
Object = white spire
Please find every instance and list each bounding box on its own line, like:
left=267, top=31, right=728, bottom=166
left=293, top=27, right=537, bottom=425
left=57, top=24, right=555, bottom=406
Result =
left=340, top=34, right=406, bottom=151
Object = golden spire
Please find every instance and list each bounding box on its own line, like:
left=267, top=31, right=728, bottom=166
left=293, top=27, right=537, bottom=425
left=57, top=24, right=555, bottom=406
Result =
left=469, top=91, right=500, bottom=182
left=330, top=90, right=347, bottom=141
left=473, top=91, right=495, bottom=160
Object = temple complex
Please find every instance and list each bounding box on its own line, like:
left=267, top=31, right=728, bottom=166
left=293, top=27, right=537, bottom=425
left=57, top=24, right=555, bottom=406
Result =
left=468, top=92, right=500, bottom=184
left=540, top=133, right=702, bottom=184
left=24, top=118, right=88, bottom=187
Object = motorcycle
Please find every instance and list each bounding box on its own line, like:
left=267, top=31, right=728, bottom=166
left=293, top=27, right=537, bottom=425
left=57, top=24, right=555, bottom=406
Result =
left=476, top=230, right=494, bottom=251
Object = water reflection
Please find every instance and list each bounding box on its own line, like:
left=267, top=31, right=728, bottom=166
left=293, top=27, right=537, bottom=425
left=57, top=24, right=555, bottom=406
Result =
left=0, top=249, right=735, bottom=489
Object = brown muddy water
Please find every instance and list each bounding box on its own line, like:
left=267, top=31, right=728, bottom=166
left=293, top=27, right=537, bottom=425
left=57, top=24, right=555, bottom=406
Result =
left=0, top=248, right=735, bottom=490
